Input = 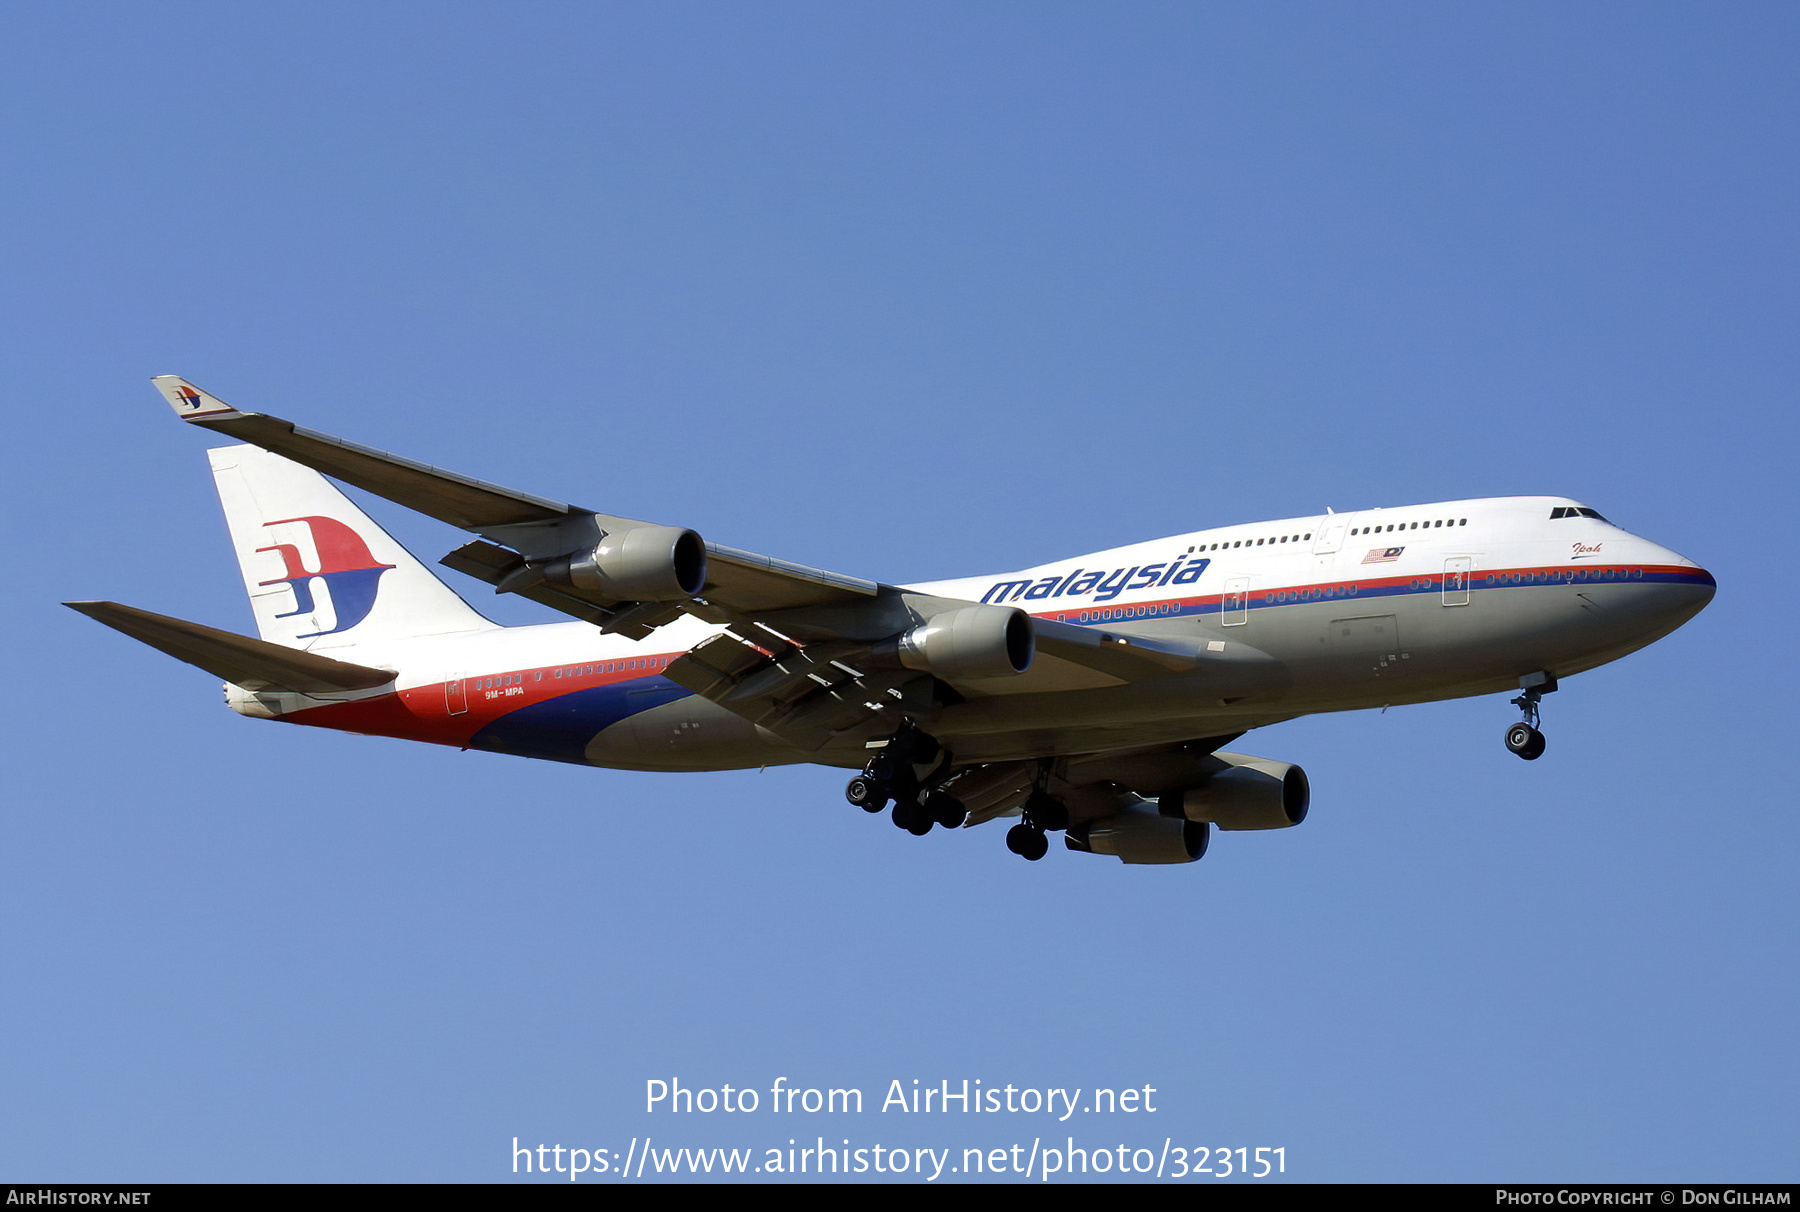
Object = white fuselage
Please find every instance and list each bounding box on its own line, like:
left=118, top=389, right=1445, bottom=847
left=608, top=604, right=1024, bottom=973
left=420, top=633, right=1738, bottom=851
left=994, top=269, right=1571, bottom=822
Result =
left=266, top=496, right=1712, bottom=772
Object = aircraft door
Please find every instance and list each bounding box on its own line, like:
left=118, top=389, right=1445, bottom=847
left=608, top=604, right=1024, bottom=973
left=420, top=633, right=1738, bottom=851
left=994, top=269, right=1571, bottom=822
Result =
left=445, top=671, right=467, bottom=715
left=1442, top=557, right=1472, bottom=607
left=1312, top=519, right=1346, bottom=555
left=1222, top=577, right=1250, bottom=626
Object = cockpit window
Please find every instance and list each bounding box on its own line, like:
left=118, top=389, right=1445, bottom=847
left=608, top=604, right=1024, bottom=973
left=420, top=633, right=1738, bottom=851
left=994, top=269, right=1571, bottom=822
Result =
left=1551, top=506, right=1610, bottom=522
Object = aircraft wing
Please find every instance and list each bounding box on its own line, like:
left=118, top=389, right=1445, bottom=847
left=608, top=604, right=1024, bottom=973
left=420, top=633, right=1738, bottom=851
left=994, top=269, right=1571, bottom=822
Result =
left=153, top=376, right=878, bottom=637
left=152, top=376, right=1199, bottom=750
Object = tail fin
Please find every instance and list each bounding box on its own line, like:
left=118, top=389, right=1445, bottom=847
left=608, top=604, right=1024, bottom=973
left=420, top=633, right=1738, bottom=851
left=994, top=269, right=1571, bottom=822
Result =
left=209, top=443, right=497, bottom=651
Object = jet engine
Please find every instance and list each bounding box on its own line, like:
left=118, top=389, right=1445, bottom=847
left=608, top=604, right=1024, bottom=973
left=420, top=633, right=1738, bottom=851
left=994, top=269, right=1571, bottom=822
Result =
left=883, top=605, right=1034, bottom=680
left=544, top=524, right=708, bottom=601
left=1066, top=803, right=1209, bottom=865
left=1159, top=754, right=1309, bottom=831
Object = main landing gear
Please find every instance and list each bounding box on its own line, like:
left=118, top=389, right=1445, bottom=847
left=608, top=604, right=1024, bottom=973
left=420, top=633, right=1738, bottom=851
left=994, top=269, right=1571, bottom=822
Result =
left=1005, top=822, right=1048, bottom=861
left=1004, top=786, right=1070, bottom=862
left=1504, top=672, right=1557, bottom=761
left=845, top=730, right=1074, bottom=861
left=844, top=725, right=967, bottom=837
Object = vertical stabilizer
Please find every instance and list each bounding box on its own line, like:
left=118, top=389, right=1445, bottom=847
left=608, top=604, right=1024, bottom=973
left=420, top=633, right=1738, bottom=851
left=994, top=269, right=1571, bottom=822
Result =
left=209, top=444, right=497, bottom=651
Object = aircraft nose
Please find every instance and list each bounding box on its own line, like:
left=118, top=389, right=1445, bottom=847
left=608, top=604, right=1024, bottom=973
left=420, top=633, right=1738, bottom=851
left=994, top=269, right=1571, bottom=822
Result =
left=1635, top=552, right=1715, bottom=634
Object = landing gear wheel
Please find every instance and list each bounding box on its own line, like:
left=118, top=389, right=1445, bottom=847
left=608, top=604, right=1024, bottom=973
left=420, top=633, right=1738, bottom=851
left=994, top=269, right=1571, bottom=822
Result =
left=924, top=791, right=966, bottom=830
left=1505, top=676, right=1554, bottom=761
left=892, top=799, right=934, bottom=836
left=1005, top=823, right=1048, bottom=861
left=1504, top=723, right=1546, bottom=761
left=845, top=776, right=889, bottom=812
left=1005, top=823, right=1030, bottom=855
left=1023, top=790, right=1068, bottom=832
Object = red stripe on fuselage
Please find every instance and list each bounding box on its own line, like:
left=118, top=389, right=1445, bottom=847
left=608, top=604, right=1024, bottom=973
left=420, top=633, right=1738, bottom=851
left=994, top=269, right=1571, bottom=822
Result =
left=283, top=653, right=685, bottom=746
left=277, top=563, right=1704, bottom=740
left=1021, top=563, right=1704, bottom=623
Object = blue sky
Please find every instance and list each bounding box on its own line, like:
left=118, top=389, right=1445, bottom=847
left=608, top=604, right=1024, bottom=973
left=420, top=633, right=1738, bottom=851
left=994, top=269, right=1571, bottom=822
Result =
left=2, top=2, right=1795, bottom=1182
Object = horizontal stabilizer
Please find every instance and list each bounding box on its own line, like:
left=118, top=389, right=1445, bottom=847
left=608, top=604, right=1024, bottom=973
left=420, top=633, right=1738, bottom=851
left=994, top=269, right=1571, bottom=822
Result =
left=65, top=601, right=395, bottom=695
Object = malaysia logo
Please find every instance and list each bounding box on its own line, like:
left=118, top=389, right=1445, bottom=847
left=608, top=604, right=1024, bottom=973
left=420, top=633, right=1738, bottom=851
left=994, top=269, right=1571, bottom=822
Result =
left=254, top=515, right=396, bottom=637
left=175, top=385, right=203, bottom=410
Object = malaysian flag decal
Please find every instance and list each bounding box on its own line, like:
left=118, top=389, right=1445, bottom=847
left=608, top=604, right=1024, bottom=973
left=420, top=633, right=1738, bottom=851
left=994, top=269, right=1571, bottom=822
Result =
left=1362, top=547, right=1405, bottom=564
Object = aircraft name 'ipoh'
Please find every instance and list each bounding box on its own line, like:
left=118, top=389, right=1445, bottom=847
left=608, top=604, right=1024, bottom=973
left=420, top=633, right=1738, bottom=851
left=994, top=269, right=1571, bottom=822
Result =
left=982, top=558, right=1212, bottom=605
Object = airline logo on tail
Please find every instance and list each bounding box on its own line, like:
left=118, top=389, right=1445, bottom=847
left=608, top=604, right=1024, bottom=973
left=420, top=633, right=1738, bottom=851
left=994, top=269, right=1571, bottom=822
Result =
left=255, top=516, right=396, bottom=637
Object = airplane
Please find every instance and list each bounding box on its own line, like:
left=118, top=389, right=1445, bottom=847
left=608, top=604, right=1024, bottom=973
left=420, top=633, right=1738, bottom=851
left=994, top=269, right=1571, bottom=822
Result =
left=66, top=376, right=1717, bottom=865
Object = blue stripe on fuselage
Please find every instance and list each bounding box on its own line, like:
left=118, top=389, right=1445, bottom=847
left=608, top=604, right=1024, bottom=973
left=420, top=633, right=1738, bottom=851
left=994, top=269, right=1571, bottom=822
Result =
left=1047, top=565, right=1712, bottom=627
left=469, top=676, right=693, bottom=764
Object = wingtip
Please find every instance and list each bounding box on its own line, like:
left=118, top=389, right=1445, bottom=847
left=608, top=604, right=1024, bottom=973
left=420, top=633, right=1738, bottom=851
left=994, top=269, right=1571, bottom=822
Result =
left=151, top=374, right=242, bottom=422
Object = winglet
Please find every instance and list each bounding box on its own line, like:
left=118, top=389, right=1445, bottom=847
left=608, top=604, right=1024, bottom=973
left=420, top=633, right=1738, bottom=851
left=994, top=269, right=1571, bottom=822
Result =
left=152, top=374, right=243, bottom=422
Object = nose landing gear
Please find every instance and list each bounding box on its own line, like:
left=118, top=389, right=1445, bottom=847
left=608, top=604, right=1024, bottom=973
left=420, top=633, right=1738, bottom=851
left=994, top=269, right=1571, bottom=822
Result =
left=1504, top=672, right=1556, bottom=761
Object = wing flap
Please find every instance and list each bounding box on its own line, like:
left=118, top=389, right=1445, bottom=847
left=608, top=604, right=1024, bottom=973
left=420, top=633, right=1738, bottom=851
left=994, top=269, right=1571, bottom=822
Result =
left=666, top=629, right=921, bottom=751
left=66, top=601, right=394, bottom=694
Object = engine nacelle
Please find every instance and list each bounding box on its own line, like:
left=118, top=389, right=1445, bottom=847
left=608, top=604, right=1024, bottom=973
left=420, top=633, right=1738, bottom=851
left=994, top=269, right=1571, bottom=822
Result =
left=1066, top=803, right=1209, bottom=865
left=547, top=524, right=707, bottom=601
left=1160, top=754, right=1309, bottom=831
left=887, top=605, right=1034, bottom=680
